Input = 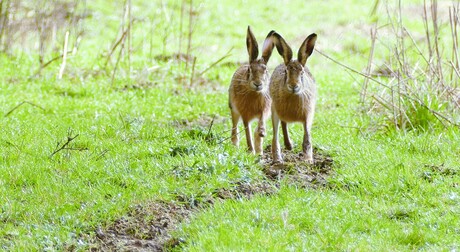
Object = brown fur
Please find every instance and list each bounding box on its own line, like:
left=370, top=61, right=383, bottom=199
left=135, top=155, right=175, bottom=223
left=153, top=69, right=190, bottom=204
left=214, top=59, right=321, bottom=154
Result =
left=229, top=27, right=275, bottom=154
left=269, top=32, right=317, bottom=164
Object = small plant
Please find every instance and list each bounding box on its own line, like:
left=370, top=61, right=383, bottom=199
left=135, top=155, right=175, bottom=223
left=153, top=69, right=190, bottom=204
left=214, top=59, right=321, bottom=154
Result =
left=360, top=0, right=460, bottom=131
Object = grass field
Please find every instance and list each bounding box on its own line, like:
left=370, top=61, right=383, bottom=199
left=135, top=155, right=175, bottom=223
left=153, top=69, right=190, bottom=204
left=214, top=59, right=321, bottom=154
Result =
left=1, top=0, right=459, bottom=251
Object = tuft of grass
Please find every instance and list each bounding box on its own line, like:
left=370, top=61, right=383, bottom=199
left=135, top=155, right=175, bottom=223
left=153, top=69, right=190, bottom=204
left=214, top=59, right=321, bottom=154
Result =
left=358, top=0, right=460, bottom=131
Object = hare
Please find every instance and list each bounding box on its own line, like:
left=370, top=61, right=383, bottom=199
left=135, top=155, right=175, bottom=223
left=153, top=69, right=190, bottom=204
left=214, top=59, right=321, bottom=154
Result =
left=269, top=32, right=317, bottom=164
left=228, top=26, right=275, bottom=154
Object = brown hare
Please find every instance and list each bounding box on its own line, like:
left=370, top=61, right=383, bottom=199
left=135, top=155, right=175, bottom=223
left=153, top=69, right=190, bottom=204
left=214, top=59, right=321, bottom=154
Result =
left=228, top=26, right=275, bottom=155
left=269, top=32, right=317, bottom=164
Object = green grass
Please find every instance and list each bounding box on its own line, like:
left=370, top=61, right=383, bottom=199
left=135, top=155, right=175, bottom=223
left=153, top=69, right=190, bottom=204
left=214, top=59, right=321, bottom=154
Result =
left=176, top=185, right=458, bottom=251
left=1, top=0, right=459, bottom=250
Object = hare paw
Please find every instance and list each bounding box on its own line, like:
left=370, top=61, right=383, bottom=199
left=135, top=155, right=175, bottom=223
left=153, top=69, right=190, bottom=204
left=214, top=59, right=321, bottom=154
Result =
left=257, top=126, right=266, bottom=137
left=299, top=153, right=314, bottom=164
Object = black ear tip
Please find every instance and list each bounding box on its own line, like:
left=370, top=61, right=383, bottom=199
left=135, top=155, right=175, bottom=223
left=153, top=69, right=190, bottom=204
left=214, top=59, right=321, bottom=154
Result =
left=273, top=32, right=282, bottom=39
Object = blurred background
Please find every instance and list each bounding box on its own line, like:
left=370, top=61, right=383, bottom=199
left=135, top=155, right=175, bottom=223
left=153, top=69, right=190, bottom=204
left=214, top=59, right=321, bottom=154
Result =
left=1, top=0, right=459, bottom=128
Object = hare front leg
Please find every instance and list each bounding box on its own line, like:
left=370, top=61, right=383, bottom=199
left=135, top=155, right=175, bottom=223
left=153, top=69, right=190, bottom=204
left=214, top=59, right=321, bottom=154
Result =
left=281, top=121, right=292, bottom=150
left=301, top=121, right=313, bottom=164
left=231, top=110, right=240, bottom=147
left=271, top=111, right=282, bottom=163
left=254, top=114, right=266, bottom=155
left=243, top=120, right=255, bottom=154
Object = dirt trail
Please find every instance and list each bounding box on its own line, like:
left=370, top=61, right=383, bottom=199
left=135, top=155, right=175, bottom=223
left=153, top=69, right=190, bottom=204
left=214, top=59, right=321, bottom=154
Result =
left=86, top=148, right=333, bottom=251
left=86, top=118, right=334, bottom=251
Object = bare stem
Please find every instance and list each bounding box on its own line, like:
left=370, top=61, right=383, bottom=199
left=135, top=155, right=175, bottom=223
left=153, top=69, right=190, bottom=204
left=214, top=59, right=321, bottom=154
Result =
left=4, top=101, right=45, bottom=117
left=361, top=26, right=377, bottom=103
left=58, top=30, right=70, bottom=79
left=49, top=133, right=80, bottom=158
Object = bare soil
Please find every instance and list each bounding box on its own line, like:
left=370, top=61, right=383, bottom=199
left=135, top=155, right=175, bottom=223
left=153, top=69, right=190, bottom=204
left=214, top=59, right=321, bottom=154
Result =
left=261, top=145, right=334, bottom=189
left=85, top=116, right=334, bottom=251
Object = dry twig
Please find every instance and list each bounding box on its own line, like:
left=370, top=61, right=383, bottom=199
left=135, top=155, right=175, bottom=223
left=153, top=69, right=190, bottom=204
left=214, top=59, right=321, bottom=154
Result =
left=4, top=101, right=45, bottom=117
left=49, top=132, right=87, bottom=158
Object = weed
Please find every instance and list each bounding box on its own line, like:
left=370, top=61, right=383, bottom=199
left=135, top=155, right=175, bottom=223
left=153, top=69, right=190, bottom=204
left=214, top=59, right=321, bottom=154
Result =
left=361, top=0, right=460, bottom=131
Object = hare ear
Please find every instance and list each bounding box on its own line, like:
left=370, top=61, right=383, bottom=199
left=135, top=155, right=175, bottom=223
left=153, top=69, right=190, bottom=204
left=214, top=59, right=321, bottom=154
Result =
left=246, top=26, right=259, bottom=63
left=272, top=32, right=292, bottom=65
left=261, top=30, right=275, bottom=64
left=297, top=33, right=317, bottom=66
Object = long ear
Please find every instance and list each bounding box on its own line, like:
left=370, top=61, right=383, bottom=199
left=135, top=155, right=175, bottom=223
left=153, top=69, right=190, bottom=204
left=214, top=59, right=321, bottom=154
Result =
left=297, top=33, right=317, bottom=66
left=261, top=30, right=275, bottom=64
left=246, top=26, right=259, bottom=63
left=272, top=32, right=292, bottom=65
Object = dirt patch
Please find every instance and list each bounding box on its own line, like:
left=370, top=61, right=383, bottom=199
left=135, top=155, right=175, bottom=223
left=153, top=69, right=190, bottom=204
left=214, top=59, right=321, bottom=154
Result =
left=261, top=146, right=334, bottom=188
left=86, top=181, right=278, bottom=251
left=86, top=120, right=334, bottom=251
left=88, top=202, right=191, bottom=251
left=212, top=180, right=278, bottom=200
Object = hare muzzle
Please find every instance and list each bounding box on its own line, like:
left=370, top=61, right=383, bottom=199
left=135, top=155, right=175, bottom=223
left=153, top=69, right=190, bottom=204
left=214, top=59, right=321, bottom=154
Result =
left=288, top=84, right=300, bottom=94
left=252, top=82, right=263, bottom=91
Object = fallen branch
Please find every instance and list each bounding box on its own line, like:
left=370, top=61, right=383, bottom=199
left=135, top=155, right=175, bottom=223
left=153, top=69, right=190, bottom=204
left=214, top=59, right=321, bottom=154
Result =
left=49, top=133, right=86, bottom=158
left=4, top=101, right=45, bottom=117
left=30, top=50, right=73, bottom=78
left=94, top=149, right=109, bottom=161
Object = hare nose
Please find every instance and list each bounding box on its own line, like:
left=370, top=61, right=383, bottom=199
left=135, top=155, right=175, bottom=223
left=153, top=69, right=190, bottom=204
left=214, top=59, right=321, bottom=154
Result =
left=254, top=82, right=262, bottom=87
left=291, top=85, right=300, bottom=92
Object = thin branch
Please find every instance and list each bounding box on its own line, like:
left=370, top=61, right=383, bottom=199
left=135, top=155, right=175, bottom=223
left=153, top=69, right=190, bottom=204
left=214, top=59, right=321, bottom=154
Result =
left=185, top=0, right=193, bottom=70
left=315, top=49, right=391, bottom=89
left=216, top=126, right=245, bottom=146
left=206, top=115, right=216, bottom=139
left=58, top=30, right=70, bottom=79
left=95, top=149, right=109, bottom=161
left=189, top=56, right=197, bottom=88
left=111, top=35, right=126, bottom=86
left=49, top=133, right=80, bottom=158
left=30, top=50, right=73, bottom=77
left=4, top=101, right=45, bottom=117
left=361, top=26, right=377, bottom=103
left=199, top=47, right=233, bottom=76
left=127, top=0, right=132, bottom=83
left=105, top=26, right=130, bottom=68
